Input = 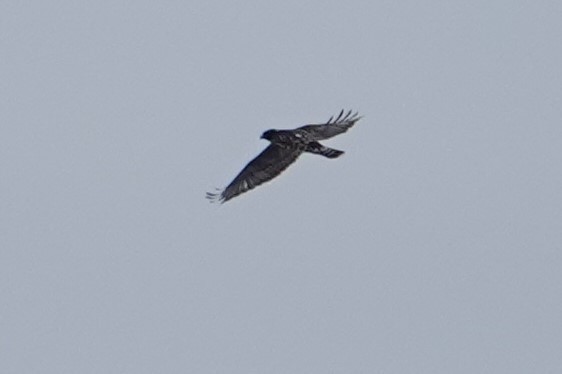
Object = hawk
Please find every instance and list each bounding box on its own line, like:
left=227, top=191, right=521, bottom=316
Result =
left=206, top=110, right=361, bottom=203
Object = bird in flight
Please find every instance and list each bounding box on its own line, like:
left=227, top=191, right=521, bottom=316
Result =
left=206, top=109, right=361, bottom=203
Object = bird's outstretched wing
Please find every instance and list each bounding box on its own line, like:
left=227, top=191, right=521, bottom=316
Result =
left=296, top=109, right=361, bottom=141
left=206, top=144, right=303, bottom=203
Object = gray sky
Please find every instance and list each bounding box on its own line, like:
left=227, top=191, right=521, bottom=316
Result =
left=2, top=1, right=562, bottom=373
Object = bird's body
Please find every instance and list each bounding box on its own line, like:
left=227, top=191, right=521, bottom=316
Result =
left=207, top=110, right=361, bottom=203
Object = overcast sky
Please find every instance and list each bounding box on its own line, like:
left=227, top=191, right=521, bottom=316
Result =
left=2, top=1, right=562, bottom=373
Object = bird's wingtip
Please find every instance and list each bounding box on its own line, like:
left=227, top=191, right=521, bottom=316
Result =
left=206, top=188, right=225, bottom=203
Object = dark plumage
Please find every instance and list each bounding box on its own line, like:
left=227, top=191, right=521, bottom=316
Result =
left=206, top=110, right=361, bottom=203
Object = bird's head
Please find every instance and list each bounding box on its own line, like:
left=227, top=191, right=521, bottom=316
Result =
left=261, top=129, right=276, bottom=141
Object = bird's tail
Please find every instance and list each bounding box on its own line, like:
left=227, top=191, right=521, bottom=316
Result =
left=305, top=141, right=344, bottom=158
